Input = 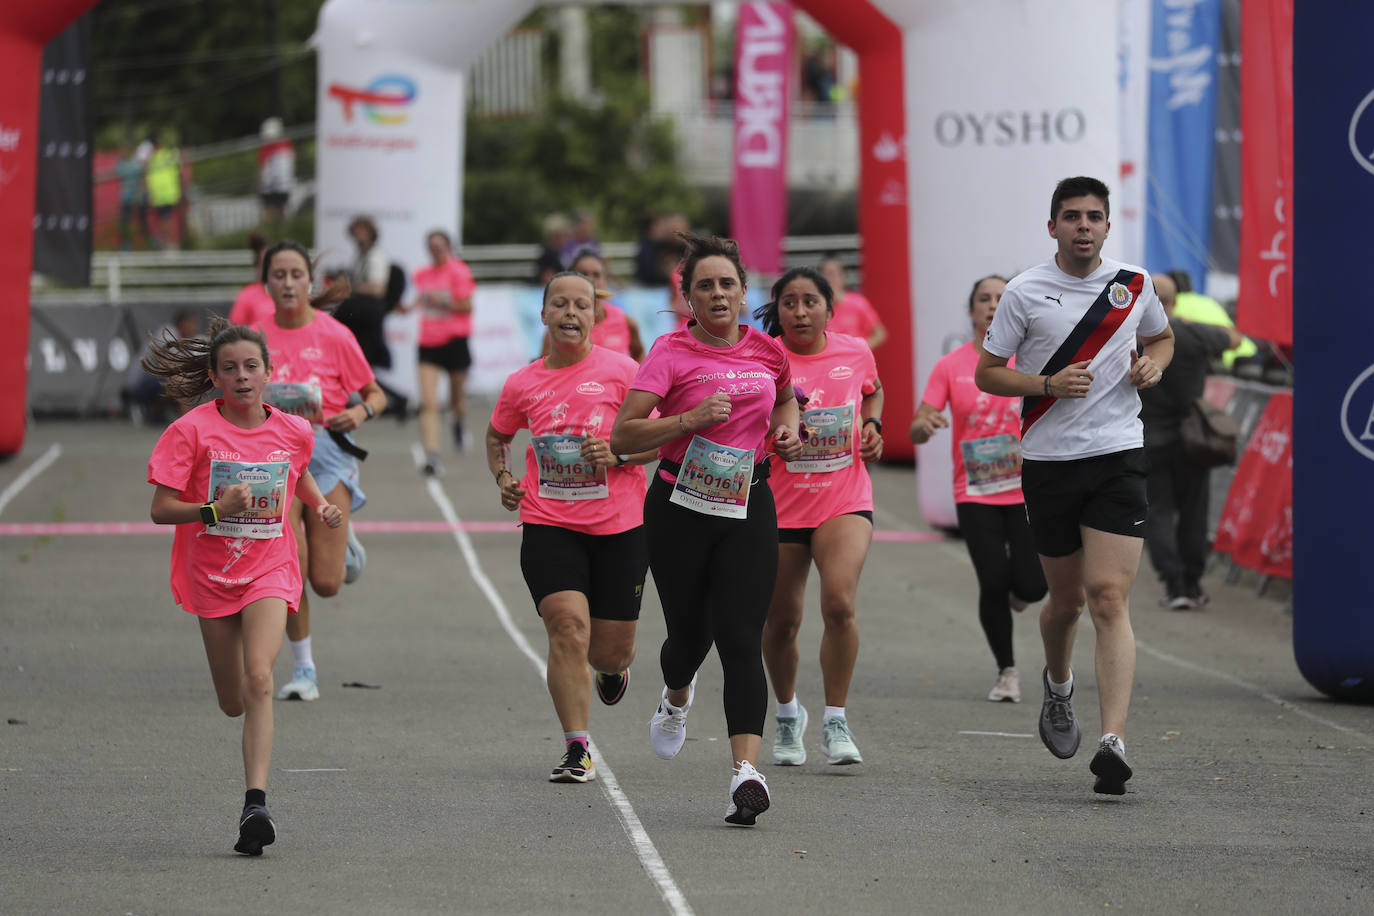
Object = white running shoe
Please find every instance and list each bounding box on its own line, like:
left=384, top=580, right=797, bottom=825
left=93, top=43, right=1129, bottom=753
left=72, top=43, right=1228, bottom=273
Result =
left=648, top=677, right=695, bottom=759
left=988, top=666, right=1021, bottom=703
left=771, top=704, right=808, bottom=766
left=724, top=761, right=771, bottom=826
left=276, top=664, right=319, bottom=701
left=819, top=716, right=863, bottom=765
left=343, top=524, right=366, bottom=584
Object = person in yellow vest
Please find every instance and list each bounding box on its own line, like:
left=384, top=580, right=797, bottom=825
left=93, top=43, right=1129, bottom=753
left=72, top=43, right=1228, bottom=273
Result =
left=146, top=129, right=184, bottom=250
left=1165, top=270, right=1258, bottom=370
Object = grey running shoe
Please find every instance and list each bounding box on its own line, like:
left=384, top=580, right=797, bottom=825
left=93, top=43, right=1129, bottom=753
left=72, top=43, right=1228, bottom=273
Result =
left=1038, top=667, right=1081, bottom=759
left=1089, top=733, right=1133, bottom=795
left=343, top=523, right=366, bottom=584
left=819, top=716, right=863, bottom=765
left=771, top=704, right=808, bottom=766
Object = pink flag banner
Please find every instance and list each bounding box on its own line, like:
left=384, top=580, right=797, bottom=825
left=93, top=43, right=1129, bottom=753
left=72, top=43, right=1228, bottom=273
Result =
left=730, top=2, right=792, bottom=275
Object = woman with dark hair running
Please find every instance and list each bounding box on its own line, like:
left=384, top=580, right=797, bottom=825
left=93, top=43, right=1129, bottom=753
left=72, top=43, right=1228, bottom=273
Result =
left=412, top=229, right=477, bottom=475
left=756, top=267, right=884, bottom=767
left=257, top=241, right=387, bottom=703
left=570, top=250, right=646, bottom=361
left=487, top=271, right=653, bottom=783
left=910, top=275, right=1047, bottom=702
left=144, top=318, right=343, bottom=855
left=611, top=233, right=804, bottom=826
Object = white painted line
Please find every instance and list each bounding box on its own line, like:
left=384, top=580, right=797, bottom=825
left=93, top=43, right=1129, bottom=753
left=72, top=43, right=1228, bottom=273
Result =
left=414, top=443, right=692, bottom=916
left=1136, top=639, right=1374, bottom=744
left=959, top=730, right=1035, bottom=738
left=0, top=443, right=62, bottom=517
left=282, top=768, right=348, bottom=773
left=931, top=530, right=1373, bottom=744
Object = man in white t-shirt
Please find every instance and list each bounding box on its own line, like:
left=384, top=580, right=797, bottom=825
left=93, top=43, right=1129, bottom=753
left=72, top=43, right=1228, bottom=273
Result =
left=974, top=176, right=1175, bottom=796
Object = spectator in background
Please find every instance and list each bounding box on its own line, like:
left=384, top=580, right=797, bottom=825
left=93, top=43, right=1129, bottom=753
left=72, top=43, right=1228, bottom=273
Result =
left=125, top=309, right=202, bottom=425
left=135, top=132, right=155, bottom=241
left=257, top=117, right=295, bottom=223
left=113, top=140, right=144, bottom=251
left=634, top=212, right=690, bottom=287
left=1140, top=273, right=1241, bottom=610
left=229, top=231, right=275, bottom=328
left=802, top=44, right=840, bottom=109
left=348, top=216, right=389, bottom=299
left=145, top=129, right=184, bottom=250
left=819, top=255, right=888, bottom=350
left=560, top=210, right=600, bottom=266
left=335, top=216, right=395, bottom=378
left=1166, top=270, right=1258, bottom=372
left=536, top=213, right=570, bottom=286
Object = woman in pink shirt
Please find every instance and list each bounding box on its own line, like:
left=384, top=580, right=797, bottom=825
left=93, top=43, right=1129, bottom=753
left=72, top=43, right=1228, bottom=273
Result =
left=227, top=231, right=275, bottom=329
left=756, top=267, right=884, bottom=768
left=819, top=255, right=888, bottom=351
left=411, top=230, right=477, bottom=474
left=910, top=275, right=1047, bottom=703
left=611, top=233, right=804, bottom=827
left=486, top=272, right=653, bottom=784
left=258, top=241, right=387, bottom=703
left=144, top=318, right=342, bottom=856
left=571, top=250, right=645, bottom=361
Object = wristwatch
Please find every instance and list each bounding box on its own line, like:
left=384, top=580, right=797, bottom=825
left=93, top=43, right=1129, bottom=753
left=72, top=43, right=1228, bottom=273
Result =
left=862, top=417, right=883, bottom=434
left=615, top=454, right=631, bottom=466
left=200, top=503, right=218, bottom=526
left=362, top=401, right=376, bottom=420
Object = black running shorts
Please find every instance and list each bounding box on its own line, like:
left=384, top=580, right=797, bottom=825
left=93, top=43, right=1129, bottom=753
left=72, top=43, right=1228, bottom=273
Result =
left=1019, top=448, right=1150, bottom=558
left=519, top=523, right=648, bottom=621
left=418, top=336, right=471, bottom=373
left=777, top=510, right=874, bottom=546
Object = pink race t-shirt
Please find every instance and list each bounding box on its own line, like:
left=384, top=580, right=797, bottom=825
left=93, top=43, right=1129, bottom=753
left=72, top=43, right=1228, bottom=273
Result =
left=829, top=291, right=881, bottom=341
left=413, top=257, right=476, bottom=347
left=229, top=283, right=275, bottom=329
left=261, top=311, right=375, bottom=423
left=147, top=402, right=315, bottom=618
left=630, top=325, right=793, bottom=467
left=490, top=346, right=647, bottom=535
left=921, top=341, right=1025, bottom=506
left=772, top=332, right=879, bottom=527
left=590, top=302, right=633, bottom=357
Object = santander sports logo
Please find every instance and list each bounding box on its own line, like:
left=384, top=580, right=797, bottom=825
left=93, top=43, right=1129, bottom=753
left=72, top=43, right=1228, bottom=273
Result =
left=328, top=75, right=417, bottom=125
left=1340, top=362, right=1374, bottom=462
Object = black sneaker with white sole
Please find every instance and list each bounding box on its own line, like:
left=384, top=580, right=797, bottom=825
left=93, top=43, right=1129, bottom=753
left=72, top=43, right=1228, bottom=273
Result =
left=1089, top=734, right=1133, bottom=795
left=234, top=803, right=276, bottom=856
left=595, top=669, right=630, bottom=706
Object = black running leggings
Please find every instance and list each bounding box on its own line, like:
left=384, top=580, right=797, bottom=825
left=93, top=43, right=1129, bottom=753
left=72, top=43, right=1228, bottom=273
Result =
left=644, top=473, right=778, bottom=737
left=955, top=501, right=1048, bottom=671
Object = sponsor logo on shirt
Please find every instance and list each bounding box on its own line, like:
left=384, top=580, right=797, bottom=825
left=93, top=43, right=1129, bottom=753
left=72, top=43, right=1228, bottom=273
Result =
left=1109, top=283, right=1132, bottom=309
left=552, top=439, right=580, bottom=455
left=828, top=366, right=854, bottom=380
left=707, top=449, right=737, bottom=468
left=267, top=450, right=291, bottom=462
left=235, top=467, right=273, bottom=485
left=807, top=411, right=839, bottom=428
left=526, top=388, right=557, bottom=405
left=208, top=450, right=243, bottom=460
left=576, top=381, right=605, bottom=395
left=696, top=369, right=771, bottom=383
left=300, top=347, right=324, bottom=360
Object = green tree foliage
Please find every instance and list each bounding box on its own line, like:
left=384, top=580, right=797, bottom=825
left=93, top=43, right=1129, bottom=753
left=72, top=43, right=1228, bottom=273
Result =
left=91, top=0, right=323, bottom=146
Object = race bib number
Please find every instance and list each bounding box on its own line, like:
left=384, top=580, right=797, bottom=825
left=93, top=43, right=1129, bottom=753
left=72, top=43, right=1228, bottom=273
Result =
left=787, top=403, right=855, bottom=473
left=960, top=434, right=1022, bottom=496
left=262, top=382, right=323, bottom=425
left=531, top=435, right=608, bottom=500
left=207, top=459, right=290, bottom=538
left=669, top=436, right=753, bottom=519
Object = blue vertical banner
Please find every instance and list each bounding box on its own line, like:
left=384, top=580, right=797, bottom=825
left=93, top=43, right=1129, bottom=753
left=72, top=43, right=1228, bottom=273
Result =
left=1144, top=0, right=1221, bottom=288
left=1292, top=1, right=1374, bottom=701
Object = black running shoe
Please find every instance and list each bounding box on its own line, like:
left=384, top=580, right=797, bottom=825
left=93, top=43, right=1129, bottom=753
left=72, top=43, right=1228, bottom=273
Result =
left=595, top=669, right=630, bottom=706
left=1038, top=667, right=1081, bottom=759
left=234, top=804, right=276, bottom=856
left=1090, top=734, right=1133, bottom=795
left=549, top=741, right=596, bottom=783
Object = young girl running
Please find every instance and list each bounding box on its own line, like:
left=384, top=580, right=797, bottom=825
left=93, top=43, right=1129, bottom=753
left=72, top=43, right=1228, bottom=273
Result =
left=757, top=267, right=884, bottom=766
left=910, top=275, right=1047, bottom=702
left=144, top=318, right=342, bottom=855
left=486, top=271, right=652, bottom=783
left=258, top=241, right=387, bottom=702
left=611, top=233, right=803, bottom=826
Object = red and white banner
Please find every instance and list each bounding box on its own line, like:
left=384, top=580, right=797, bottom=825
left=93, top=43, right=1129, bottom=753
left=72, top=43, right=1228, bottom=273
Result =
left=730, top=2, right=792, bottom=276
left=1236, top=0, right=1293, bottom=347
left=1213, top=391, right=1293, bottom=579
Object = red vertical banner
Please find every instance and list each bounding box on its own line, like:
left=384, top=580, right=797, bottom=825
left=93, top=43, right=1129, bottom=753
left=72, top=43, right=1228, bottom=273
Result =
left=730, top=2, right=792, bottom=275
left=1237, top=0, right=1293, bottom=347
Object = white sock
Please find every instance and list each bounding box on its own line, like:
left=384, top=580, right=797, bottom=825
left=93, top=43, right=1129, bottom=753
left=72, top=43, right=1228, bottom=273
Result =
left=823, top=705, right=846, bottom=723
left=1048, top=671, right=1072, bottom=697
left=1101, top=732, right=1125, bottom=755
left=776, top=697, right=799, bottom=718
left=290, top=636, right=314, bottom=670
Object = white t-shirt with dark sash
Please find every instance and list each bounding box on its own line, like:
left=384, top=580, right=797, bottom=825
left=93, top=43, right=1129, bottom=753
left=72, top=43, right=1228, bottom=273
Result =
left=982, top=256, right=1168, bottom=461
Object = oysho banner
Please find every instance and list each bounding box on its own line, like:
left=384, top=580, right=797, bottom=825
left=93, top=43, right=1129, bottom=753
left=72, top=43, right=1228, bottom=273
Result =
left=314, top=47, right=463, bottom=278
left=1236, top=0, right=1292, bottom=347
left=730, top=2, right=792, bottom=276
left=1144, top=0, right=1221, bottom=287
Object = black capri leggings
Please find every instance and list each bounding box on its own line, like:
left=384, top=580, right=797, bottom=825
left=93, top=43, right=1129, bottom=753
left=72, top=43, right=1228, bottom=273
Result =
left=955, top=501, right=1048, bottom=671
left=644, top=472, right=778, bottom=737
